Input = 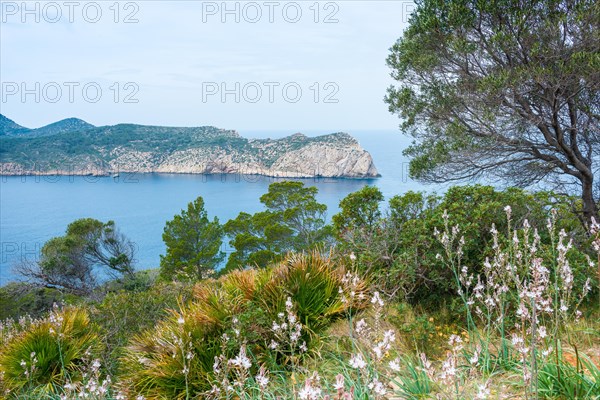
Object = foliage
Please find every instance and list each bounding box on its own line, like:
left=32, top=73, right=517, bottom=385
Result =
left=0, top=283, right=79, bottom=320
left=89, top=280, right=193, bottom=376
left=385, top=0, right=599, bottom=223
left=334, top=185, right=591, bottom=303
left=119, top=251, right=363, bottom=399
left=435, top=205, right=597, bottom=397
left=332, top=185, right=384, bottom=248
left=258, top=251, right=368, bottom=337
left=0, top=306, right=102, bottom=395
left=118, top=284, right=232, bottom=398
left=224, top=181, right=332, bottom=271
left=389, top=356, right=433, bottom=400
left=1, top=186, right=599, bottom=399
left=16, top=218, right=136, bottom=296
left=537, top=346, right=600, bottom=399
left=160, top=197, right=225, bottom=281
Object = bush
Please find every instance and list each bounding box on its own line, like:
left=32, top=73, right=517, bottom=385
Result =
left=257, top=251, right=368, bottom=336
left=0, top=306, right=102, bottom=395
left=89, top=280, right=193, bottom=376
left=119, top=277, right=249, bottom=398
left=0, top=283, right=79, bottom=320
left=333, top=185, right=591, bottom=304
left=118, top=251, right=366, bottom=399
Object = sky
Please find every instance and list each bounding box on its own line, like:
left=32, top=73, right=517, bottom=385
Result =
left=0, top=1, right=414, bottom=133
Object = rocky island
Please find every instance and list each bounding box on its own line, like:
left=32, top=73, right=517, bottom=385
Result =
left=0, top=115, right=379, bottom=178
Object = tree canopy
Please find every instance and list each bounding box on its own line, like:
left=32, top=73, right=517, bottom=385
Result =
left=160, top=197, right=225, bottom=281
left=224, top=181, right=332, bottom=271
left=385, top=0, right=599, bottom=224
left=17, top=218, right=135, bottom=295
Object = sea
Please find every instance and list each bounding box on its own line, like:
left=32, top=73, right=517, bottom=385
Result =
left=0, top=130, right=438, bottom=285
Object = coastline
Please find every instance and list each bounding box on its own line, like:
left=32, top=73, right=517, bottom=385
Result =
left=0, top=169, right=382, bottom=179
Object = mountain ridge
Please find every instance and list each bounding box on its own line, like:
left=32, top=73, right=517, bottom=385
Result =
left=0, top=115, right=379, bottom=178
left=0, top=115, right=96, bottom=137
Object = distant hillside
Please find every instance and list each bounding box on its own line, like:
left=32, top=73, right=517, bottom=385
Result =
left=0, top=115, right=379, bottom=178
left=32, top=118, right=95, bottom=136
left=0, top=115, right=30, bottom=136
left=0, top=115, right=95, bottom=137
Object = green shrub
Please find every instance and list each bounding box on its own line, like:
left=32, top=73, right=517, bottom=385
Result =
left=0, top=283, right=79, bottom=321
left=333, top=185, right=592, bottom=304
left=119, top=277, right=247, bottom=398
left=89, top=281, right=192, bottom=375
left=537, top=350, right=600, bottom=399
left=257, top=251, right=368, bottom=336
left=390, top=356, right=433, bottom=400
left=0, top=306, right=102, bottom=395
left=118, top=251, right=365, bottom=399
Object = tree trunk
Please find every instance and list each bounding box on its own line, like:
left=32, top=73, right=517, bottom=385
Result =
left=581, top=176, right=598, bottom=226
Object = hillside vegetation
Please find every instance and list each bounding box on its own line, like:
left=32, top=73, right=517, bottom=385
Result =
left=1, top=183, right=598, bottom=399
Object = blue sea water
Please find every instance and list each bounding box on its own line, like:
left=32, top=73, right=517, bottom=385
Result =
left=0, top=131, right=432, bottom=285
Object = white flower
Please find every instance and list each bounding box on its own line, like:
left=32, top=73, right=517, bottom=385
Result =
left=371, top=291, right=384, bottom=307
left=542, top=346, right=554, bottom=357
left=475, top=383, right=490, bottom=399
left=388, top=358, right=401, bottom=372
left=298, top=379, right=321, bottom=400
left=355, top=318, right=368, bottom=334
left=298, top=386, right=316, bottom=400
left=469, top=349, right=480, bottom=365
left=560, top=303, right=568, bottom=312
left=440, top=360, right=456, bottom=382
left=255, top=366, right=269, bottom=388
left=177, top=316, right=185, bottom=325
left=349, top=353, right=367, bottom=369
left=368, top=378, right=386, bottom=396
left=448, top=334, right=463, bottom=351
left=229, top=346, right=252, bottom=370
left=383, top=329, right=395, bottom=343
left=349, top=252, right=356, bottom=261
left=538, top=326, right=547, bottom=339
left=372, top=345, right=383, bottom=359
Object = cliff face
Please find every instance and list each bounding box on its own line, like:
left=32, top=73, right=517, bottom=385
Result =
left=103, top=141, right=377, bottom=177
left=0, top=117, right=379, bottom=178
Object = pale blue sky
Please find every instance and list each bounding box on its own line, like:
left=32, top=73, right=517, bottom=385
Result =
left=1, top=1, right=414, bottom=132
